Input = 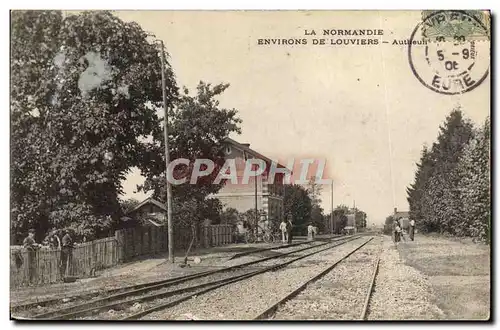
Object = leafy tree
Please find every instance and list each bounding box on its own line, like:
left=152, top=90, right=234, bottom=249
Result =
left=119, top=198, right=140, bottom=214
left=332, top=204, right=349, bottom=234
left=11, top=10, right=177, bottom=240
left=306, top=178, right=325, bottom=232
left=284, top=184, right=312, bottom=235
left=355, top=209, right=367, bottom=229
left=220, top=207, right=241, bottom=226
left=383, top=215, right=395, bottom=235
left=137, top=82, right=242, bottom=229
left=306, top=178, right=323, bottom=207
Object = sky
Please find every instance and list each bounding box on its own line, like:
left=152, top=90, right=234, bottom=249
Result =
left=114, top=11, right=490, bottom=225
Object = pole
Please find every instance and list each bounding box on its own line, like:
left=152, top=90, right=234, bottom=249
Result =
left=330, top=181, right=334, bottom=234
left=353, top=200, right=357, bottom=234
left=159, top=40, right=174, bottom=263
left=255, top=165, right=258, bottom=238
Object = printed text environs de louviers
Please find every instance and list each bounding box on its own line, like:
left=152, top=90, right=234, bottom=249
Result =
left=257, top=29, right=385, bottom=46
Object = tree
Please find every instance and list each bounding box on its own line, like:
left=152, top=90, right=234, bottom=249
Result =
left=383, top=215, right=395, bottom=235
left=456, top=117, right=491, bottom=242
left=427, top=108, right=473, bottom=234
left=407, top=144, right=436, bottom=232
left=306, top=178, right=323, bottom=207
left=406, top=107, right=490, bottom=240
left=11, top=11, right=178, bottom=240
left=284, top=184, right=312, bottom=235
left=220, top=208, right=241, bottom=226
left=137, top=82, right=242, bottom=229
left=355, top=210, right=367, bottom=229
left=119, top=198, right=140, bottom=214
left=307, top=178, right=325, bottom=232
left=332, top=204, right=349, bottom=234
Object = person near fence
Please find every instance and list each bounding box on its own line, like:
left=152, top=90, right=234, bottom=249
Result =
left=286, top=215, right=294, bottom=244
left=47, top=229, right=62, bottom=249
left=60, top=230, right=74, bottom=278
left=279, top=218, right=288, bottom=243
left=23, top=229, right=40, bottom=285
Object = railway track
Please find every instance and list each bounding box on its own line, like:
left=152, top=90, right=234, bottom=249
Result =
left=12, top=235, right=361, bottom=320
left=254, top=236, right=383, bottom=320
left=360, top=249, right=382, bottom=320
left=228, top=235, right=341, bottom=260
left=124, top=236, right=362, bottom=321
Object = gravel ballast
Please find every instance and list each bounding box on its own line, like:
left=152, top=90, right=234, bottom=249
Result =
left=271, top=236, right=383, bottom=320
left=367, top=237, right=445, bottom=320
left=141, top=237, right=370, bottom=320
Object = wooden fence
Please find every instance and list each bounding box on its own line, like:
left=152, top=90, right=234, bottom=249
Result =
left=10, top=224, right=235, bottom=288
left=10, top=237, right=117, bottom=288
left=202, top=225, right=233, bottom=247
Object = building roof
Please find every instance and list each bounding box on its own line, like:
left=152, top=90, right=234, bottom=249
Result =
left=146, top=219, right=163, bottom=227
left=126, top=197, right=167, bottom=215
left=224, top=137, right=291, bottom=172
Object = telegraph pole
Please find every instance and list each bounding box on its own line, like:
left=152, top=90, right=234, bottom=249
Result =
left=330, top=181, right=334, bottom=234
left=159, top=40, right=174, bottom=263
left=353, top=200, right=357, bottom=234
left=254, top=164, right=258, bottom=237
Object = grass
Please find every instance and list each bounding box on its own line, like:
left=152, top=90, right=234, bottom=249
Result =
left=397, top=236, right=491, bottom=320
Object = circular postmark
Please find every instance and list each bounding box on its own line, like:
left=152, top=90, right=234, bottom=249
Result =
left=408, top=10, right=490, bottom=95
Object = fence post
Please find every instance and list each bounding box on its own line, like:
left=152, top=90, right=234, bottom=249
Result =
left=115, top=230, right=124, bottom=264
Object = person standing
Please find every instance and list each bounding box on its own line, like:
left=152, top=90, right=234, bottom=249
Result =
left=394, top=220, right=402, bottom=244
left=60, top=230, right=74, bottom=278
left=392, top=218, right=397, bottom=242
left=279, top=218, right=288, bottom=244
left=307, top=223, right=314, bottom=241
left=286, top=216, right=294, bottom=244
left=409, top=219, right=416, bottom=241
left=23, top=229, right=39, bottom=285
left=47, top=229, right=61, bottom=250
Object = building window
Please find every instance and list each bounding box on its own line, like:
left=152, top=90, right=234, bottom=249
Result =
left=224, top=146, right=232, bottom=155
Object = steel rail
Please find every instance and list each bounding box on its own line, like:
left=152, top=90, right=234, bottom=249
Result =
left=17, top=235, right=360, bottom=319
left=122, top=236, right=363, bottom=320
left=228, top=235, right=341, bottom=260
left=253, top=237, right=374, bottom=320
left=360, top=249, right=382, bottom=320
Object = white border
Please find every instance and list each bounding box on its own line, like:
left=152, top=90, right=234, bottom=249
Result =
left=2, top=2, right=497, bottom=330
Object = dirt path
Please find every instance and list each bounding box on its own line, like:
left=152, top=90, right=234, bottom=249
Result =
left=396, top=235, right=490, bottom=320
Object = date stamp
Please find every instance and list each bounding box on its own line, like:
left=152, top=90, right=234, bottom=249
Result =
left=408, top=10, right=490, bottom=95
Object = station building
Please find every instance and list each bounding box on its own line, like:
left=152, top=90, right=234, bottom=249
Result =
left=211, top=138, right=290, bottom=228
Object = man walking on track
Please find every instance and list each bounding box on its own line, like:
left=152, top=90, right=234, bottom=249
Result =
left=279, top=218, right=288, bottom=244
left=409, top=219, right=415, bottom=241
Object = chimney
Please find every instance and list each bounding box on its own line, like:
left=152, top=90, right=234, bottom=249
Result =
left=242, top=143, right=250, bottom=147
left=394, top=207, right=397, bottom=215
